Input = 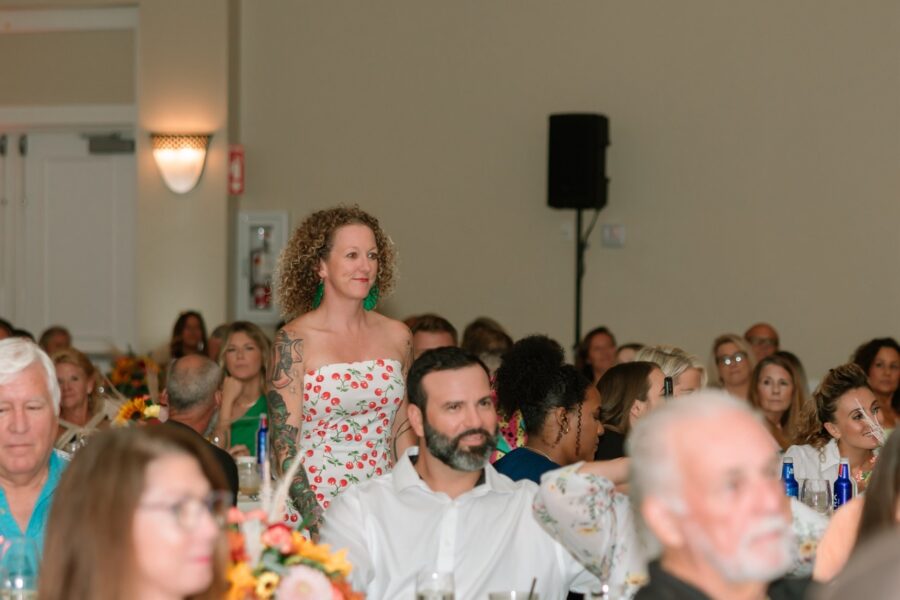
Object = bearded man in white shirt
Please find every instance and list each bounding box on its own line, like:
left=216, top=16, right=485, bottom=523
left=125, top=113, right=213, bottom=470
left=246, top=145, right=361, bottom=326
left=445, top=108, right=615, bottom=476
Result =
left=320, top=346, right=599, bottom=599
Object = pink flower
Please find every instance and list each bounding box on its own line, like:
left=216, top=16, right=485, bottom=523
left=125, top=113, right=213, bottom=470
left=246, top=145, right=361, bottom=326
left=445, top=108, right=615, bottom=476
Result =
left=277, top=565, right=333, bottom=600
left=261, top=523, right=294, bottom=554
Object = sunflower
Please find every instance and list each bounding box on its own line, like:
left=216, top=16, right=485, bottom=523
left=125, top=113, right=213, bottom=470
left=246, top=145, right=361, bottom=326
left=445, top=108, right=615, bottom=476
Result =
left=114, top=396, right=148, bottom=425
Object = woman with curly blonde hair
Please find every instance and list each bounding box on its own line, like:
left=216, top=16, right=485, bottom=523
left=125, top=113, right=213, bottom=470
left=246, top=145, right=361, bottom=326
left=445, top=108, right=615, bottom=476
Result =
left=269, top=205, right=412, bottom=528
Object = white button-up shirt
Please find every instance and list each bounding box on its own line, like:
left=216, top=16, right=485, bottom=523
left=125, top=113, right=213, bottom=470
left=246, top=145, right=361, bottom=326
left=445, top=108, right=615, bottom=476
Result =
left=320, top=449, right=598, bottom=600
left=784, top=439, right=860, bottom=495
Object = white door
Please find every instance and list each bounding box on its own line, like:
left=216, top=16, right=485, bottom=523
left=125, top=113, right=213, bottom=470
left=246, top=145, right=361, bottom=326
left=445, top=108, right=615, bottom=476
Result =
left=16, top=131, right=136, bottom=354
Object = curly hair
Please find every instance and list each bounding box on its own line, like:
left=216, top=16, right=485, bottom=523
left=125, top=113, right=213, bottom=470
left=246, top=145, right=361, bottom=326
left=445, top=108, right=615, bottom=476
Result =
left=494, top=335, right=591, bottom=436
left=852, top=337, right=900, bottom=413
left=796, top=363, right=871, bottom=449
left=275, top=205, right=397, bottom=319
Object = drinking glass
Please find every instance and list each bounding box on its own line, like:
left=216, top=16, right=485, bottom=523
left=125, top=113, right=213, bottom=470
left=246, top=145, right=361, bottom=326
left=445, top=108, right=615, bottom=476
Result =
left=0, top=537, right=39, bottom=599
left=415, top=570, right=454, bottom=600
left=236, top=457, right=261, bottom=500
left=800, top=478, right=832, bottom=516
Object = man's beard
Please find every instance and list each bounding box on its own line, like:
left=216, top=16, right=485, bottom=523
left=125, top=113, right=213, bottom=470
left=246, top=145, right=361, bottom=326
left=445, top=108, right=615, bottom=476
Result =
left=687, top=515, right=794, bottom=583
left=423, top=420, right=498, bottom=472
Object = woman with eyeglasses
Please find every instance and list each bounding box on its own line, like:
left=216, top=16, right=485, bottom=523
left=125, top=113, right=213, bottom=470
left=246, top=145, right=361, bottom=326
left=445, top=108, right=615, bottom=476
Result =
left=710, top=333, right=756, bottom=401
left=39, top=426, right=230, bottom=600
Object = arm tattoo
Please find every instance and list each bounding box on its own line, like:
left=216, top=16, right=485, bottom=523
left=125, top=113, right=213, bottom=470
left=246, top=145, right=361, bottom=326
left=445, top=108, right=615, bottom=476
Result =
left=267, top=331, right=320, bottom=531
left=270, top=329, right=305, bottom=390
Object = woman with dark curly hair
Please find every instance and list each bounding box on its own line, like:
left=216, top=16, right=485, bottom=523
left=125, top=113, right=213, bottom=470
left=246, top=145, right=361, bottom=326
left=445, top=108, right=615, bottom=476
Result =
left=269, top=205, right=412, bottom=527
left=852, top=337, right=900, bottom=429
left=492, top=335, right=603, bottom=483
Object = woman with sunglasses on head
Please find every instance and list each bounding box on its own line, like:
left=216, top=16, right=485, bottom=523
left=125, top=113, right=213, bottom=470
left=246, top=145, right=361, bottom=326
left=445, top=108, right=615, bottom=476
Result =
left=786, top=363, right=884, bottom=494
left=710, top=333, right=756, bottom=401
left=39, top=426, right=230, bottom=600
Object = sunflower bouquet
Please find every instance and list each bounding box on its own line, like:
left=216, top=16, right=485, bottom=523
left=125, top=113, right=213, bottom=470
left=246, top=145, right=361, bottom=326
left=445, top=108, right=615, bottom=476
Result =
left=226, top=509, right=362, bottom=600
left=112, top=395, right=162, bottom=426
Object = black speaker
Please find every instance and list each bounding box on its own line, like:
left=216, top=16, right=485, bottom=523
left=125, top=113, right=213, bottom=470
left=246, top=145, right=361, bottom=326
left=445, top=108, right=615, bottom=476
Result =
left=547, top=113, right=609, bottom=210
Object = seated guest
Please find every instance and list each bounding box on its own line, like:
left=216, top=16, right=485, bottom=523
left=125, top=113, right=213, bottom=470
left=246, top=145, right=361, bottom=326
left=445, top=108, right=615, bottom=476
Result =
left=594, top=362, right=665, bottom=460
left=576, top=326, right=617, bottom=385
left=616, top=342, right=644, bottom=364
left=634, top=345, right=706, bottom=396
left=818, top=531, right=900, bottom=600
left=710, top=333, right=755, bottom=401
left=410, top=313, right=458, bottom=359
left=786, top=363, right=884, bottom=493
left=39, top=426, right=230, bottom=600
left=745, top=322, right=780, bottom=362
left=776, top=350, right=812, bottom=394
left=39, top=325, right=72, bottom=356
left=205, top=323, right=230, bottom=361
left=813, top=426, right=900, bottom=581
left=460, top=316, right=512, bottom=375
left=209, top=321, right=270, bottom=458
left=537, top=391, right=818, bottom=599
left=320, top=347, right=600, bottom=599
left=152, top=310, right=209, bottom=367
left=162, top=354, right=239, bottom=503
left=852, top=337, right=900, bottom=429
left=748, top=354, right=817, bottom=451
left=493, top=335, right=602, bottom=483
left=52, top=347, right=111, bottom=448
left=0, top=339, right=67, bottom=553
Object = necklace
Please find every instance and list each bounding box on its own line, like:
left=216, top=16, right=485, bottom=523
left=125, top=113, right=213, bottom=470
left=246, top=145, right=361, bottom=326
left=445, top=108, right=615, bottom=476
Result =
left=525, top=445, right=557, bottom=463
left=851, top=453, right=877, bottom=484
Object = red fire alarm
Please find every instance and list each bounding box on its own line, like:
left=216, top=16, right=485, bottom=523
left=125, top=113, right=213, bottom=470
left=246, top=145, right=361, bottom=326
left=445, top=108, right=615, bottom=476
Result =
left=228, top=144, right=245, bottom=195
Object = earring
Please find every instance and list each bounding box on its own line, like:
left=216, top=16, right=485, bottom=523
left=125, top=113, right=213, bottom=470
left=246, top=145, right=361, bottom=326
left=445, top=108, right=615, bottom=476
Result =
left=312, top=281, right=324, bottom=309
left=363, top=285, right=379, bottom=311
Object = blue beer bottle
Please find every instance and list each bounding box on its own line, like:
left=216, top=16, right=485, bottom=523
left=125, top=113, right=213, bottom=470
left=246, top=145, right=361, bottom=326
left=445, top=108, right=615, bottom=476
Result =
left=781, top=457, right=799, bottom=498
left=256, top=413, right=269, bottom=465
left=833, top=457, right=853, bottom=510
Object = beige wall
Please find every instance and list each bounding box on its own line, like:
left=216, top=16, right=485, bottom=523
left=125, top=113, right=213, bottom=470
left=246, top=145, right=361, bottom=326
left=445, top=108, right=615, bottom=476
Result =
left=0, top=30, right=133, bottom=106
left=136, top=0, right=230, bottom=352
left=238, top=1, right=900, bottom=380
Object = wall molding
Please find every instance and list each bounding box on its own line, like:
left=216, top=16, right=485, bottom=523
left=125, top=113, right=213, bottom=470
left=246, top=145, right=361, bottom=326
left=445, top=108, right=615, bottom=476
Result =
left=0, top=6, right=137, bottom=34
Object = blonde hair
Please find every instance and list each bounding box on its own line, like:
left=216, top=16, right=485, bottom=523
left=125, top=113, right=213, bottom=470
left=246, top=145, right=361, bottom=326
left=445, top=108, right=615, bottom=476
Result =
left=218, top=321, right=271, bottom=390
left=709, top=333, right=756, bottom=386
left=634, top=345, right=708, bottom=388
left=51, top=347, right=101, bottom=416
left=275, top=205, right=397, bottom=319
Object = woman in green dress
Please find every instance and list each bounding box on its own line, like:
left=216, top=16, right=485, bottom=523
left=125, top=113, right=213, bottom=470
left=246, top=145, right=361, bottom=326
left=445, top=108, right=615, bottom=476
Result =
left=212, top=321, right=271, bottom=457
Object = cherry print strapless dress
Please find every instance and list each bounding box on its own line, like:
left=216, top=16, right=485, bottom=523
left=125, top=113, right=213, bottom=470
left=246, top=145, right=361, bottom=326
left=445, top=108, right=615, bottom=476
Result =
left=299, top=358, right=405, bottom=510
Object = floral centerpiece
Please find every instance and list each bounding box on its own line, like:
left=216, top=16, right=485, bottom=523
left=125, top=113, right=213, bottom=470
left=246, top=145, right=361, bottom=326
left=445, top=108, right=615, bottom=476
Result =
left=112, top=394, right=162, bottom=426
left=226, top=458, right=363, bottom=599
left=108, top=354, right=158, bottom=399
left=226, top=510, right=362, bottom=600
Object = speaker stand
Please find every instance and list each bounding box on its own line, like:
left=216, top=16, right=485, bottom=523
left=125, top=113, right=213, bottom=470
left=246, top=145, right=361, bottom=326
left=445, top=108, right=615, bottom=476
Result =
left=573, top=208, right=601, bottom=353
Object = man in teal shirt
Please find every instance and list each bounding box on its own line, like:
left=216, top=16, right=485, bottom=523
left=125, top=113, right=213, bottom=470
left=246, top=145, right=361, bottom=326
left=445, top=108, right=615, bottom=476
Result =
left=0, top=338, right=67, bottom=554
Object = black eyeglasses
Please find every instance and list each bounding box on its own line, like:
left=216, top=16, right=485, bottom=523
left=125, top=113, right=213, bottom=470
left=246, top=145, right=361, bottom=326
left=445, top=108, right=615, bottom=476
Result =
left=716, top=351, right=748, bottom=367
left=139, top=490, right=231, bottom=530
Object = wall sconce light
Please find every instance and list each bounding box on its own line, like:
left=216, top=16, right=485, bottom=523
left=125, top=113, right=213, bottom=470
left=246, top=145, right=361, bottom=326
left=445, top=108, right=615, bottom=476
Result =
left=151, top=133, right=211, bottom=194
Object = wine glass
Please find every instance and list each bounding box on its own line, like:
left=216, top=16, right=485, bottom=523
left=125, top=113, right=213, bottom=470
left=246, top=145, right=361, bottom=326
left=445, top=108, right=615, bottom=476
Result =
left=800, top=478, right=832, bottom=516
left=0, top=537, right=40, bottom=599
left=415, top=570, right=454, bottom=600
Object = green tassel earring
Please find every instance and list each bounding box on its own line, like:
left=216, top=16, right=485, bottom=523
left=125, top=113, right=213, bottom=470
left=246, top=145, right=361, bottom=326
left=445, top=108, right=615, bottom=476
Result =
left=312, top=281, right=324, bottom=309
left=363, top=285, right=379, bottom=311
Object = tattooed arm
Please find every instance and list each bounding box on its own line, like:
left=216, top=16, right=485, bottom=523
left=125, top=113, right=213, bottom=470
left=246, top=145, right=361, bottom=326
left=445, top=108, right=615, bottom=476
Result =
left=390, top=329, right=417, bottom=463
left=267, top=328, right=321, bottom=532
